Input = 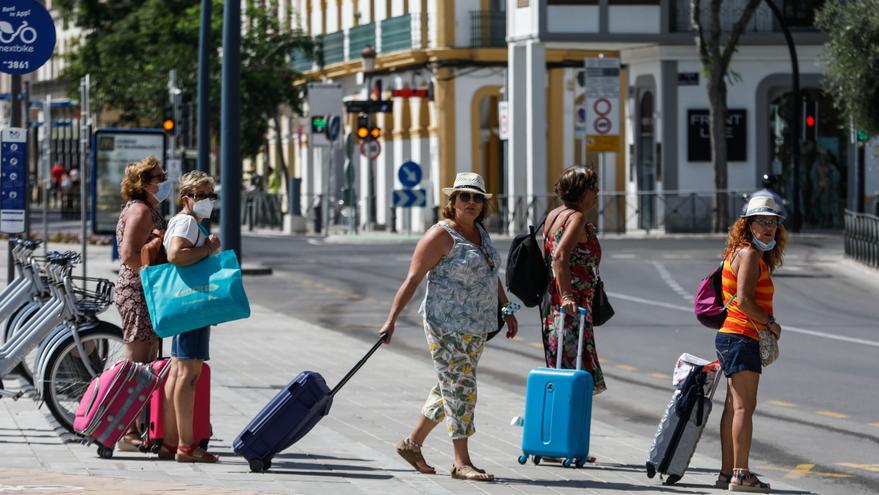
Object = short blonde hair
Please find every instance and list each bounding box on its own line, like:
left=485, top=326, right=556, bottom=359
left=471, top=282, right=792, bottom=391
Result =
left=178, top=170, right=215, bottom=199
left=120, top=156, right=161, bottom=201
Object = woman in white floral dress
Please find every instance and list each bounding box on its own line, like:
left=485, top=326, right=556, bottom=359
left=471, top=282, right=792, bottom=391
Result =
left=380, top=173, right=519, bottom=482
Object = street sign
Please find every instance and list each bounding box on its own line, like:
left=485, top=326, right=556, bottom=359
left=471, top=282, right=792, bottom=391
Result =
left=306, top=82, right=343, bottom=116
left=326, top=115, right=341, bottom=142
left=0, top=0, right=56, bottom=75
left=344, top=100, right=394, bottom=114
left=360, top=140, right=381, bottom=160
left=166, top=158, right=183, bottom=181
left=393, top=189, right=426, bottom=208
left=585, top=57, right=621, bottom=152
left=398, top=160, right=422, bottom=188
left=0, top=128, right=27, bottom=233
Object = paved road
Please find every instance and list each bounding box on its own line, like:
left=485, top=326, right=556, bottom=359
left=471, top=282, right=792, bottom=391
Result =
left=240, top=231, right=879, bottom=495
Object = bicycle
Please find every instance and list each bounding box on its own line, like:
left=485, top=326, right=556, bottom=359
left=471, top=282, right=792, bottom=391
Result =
left=0, top=243, right=125, bottom=433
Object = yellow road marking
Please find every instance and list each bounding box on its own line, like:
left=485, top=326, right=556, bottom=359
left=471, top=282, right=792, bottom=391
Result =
left=511, top=336, right=524, bottom=341
left=615, top=364, right=638, bottom=372
left=837, top=463, right=879, bottom=473
left=649, top=372, right=669, bottom=380
left=816, top=410, right=849, bottom=419
left=784, top=464, right=814, bottom=479
left=767, top=400, right=798, bottom=408
left=528, top=342, right=543, bottom=350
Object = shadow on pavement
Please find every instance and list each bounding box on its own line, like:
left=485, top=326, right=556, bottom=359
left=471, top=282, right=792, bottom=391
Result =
left=500, top=477, right=706, bottom=493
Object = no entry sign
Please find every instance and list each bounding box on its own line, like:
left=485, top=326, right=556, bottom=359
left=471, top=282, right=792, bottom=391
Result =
left=584, top=57, right=620, bottom=151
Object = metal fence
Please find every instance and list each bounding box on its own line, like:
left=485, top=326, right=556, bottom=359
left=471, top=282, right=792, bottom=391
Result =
left=844, top=210, right=879, bottom=269
left=241, top=191, right=284, bottom=231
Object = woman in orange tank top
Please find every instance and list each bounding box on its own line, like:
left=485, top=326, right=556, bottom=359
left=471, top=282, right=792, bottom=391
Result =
left=714, top=196, right=786, bottom=493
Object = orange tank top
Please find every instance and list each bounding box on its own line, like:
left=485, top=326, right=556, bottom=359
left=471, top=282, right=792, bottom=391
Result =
left=719, top=251, right=774, bottom=340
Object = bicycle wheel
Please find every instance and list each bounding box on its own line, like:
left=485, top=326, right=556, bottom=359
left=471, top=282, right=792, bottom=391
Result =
left=41, top=321, right=125, bottom=433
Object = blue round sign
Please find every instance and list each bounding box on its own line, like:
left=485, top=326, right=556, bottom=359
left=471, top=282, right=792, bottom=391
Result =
left=398, top=160, right=422, bottom=188
left=326, top=115, right=341, bottom=142
left=0, top=0, right=56, bottom=75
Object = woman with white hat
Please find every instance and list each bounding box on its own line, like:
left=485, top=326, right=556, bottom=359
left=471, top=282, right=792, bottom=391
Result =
left=714, top=196, right=786, bottom=492
left=380, top=172, right=519, bottom=482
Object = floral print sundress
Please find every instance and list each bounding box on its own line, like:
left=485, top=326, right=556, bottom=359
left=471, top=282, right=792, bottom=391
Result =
left=541, top=215, right=607, bottom=394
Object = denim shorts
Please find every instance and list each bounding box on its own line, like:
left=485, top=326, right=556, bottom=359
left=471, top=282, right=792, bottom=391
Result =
left=715, top=332, right=761, bottom=377
left=171, top=327, right=211, bottom=361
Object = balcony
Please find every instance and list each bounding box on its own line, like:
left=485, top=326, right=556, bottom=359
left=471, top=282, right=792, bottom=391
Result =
left=322, top=31, right=345, bottom=66
left=348, top=23, right=376, bottom=61
left=291, top=47, right=313, bottom=73
left=670, top=0, right=821, bottom=33
left=470, top=11, right=506, bottom=48
left=381, top=13, right=414, bottom=53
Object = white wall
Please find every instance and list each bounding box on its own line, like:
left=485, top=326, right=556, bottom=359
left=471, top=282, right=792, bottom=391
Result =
left=454, top=68, right=506, bottom=175
left=508, top=0, right=537, bottom=39
left=547, top=6, right=598, bottom=33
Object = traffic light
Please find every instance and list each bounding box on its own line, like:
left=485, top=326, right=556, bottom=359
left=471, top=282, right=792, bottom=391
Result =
left=803, top=100, right=818, bottom=141
left=858, top=129, right=870, bottom=143
left=355, top=113, right=381, bottom=142
left=162, top=105, right=175, bottom=134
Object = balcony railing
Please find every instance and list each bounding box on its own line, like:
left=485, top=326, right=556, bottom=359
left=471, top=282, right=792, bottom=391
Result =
left=322, top=31, right=345, bottom=66
left=845, top=210, right=879, bottom=268
left=381, top=13, right=413, bottom=53
left=348, top=23, right=376, bottom=61
left=470, top=11, right=506, bottom=48
left=671, top=0, right=774, bottom=33
left=291, top=47, right=313, bottom=72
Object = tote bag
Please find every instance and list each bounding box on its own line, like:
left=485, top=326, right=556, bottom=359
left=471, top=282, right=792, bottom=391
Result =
left=141, top=250, right=251, bottom=338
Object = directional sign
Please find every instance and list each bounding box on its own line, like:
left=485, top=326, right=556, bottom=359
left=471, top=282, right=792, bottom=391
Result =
left=398, top=160, right=422, bottom=188
left=359, top=140, right=381, bottom=160
left=0, top=0, right=57, bottom=75
left=344, top=100, right=394, bottom=114
left=1, top=128, right=27, bottom=233
left=326, top=115, right=341, bottom=142
left=393, top=189, right=426, bottom=208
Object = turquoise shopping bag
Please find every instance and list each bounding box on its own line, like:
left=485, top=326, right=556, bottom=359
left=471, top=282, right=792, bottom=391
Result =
left=141, top=250, right=251, bottom=338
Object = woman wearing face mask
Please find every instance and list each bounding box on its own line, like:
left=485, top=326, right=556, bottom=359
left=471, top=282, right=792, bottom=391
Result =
left=114, top=156, right=170, bottom=451
left=714, top=196, right=786, bottom=493
left=157, top=171, right=221, bottom=463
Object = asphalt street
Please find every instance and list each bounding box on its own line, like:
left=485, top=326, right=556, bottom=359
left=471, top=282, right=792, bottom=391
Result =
left=240, top=231, right=879, bottom=495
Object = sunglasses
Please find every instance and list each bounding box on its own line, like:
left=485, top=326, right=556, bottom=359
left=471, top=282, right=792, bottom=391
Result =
left=752, top=218, right=781, bottom=227
left=148, top=172, right=167, bottom=183
left=189, top=192, right=218, bottom=201
left=457, top=192, right=486, bottom=204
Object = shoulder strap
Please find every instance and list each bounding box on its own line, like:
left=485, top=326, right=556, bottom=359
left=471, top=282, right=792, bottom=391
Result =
left=543, top=208, right=573, bottom=239
left=721, top=250, right=742, bottom=310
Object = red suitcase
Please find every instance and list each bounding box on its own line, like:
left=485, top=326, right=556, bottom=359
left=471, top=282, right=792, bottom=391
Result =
left=141, top=359, right=212, bottom=453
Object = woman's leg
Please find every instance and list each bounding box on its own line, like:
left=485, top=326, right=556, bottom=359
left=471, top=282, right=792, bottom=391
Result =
left=719, top=380, right=735, bottom=475
left=727, top=370, right=760, bottom=470
left=161, top=360, right=179, bottom=449
left=124, top=339, right=157, bottom=363
left=172, top=359, right=203, bottom=450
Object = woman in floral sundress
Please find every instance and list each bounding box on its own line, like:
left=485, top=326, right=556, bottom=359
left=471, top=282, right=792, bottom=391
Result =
left=380, top=173, right=519, bottom=482
left=541, top=166, right=606, bottom=394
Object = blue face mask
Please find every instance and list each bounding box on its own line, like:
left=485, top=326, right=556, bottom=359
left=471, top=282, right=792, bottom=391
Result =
left=751, top=230, right=776, bottom=251
left=153, top=181, right=172, bottom=203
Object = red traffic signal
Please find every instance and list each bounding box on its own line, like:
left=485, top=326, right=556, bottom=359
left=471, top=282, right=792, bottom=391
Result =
left=805, top=115, right=815, bottom=127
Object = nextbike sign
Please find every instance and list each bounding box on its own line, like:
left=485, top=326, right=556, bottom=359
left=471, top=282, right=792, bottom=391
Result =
left=0, top=0, right=56, bottom=75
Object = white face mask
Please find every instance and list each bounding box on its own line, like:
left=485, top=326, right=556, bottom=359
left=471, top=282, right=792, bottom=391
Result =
left=152, top=181, right=172, bottom=203
left=192, top=198, right=215, bottom=219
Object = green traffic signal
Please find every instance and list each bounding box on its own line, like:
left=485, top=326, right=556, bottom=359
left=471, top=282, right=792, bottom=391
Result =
left=857, top=130, right=869, bottom=143
left=311, top=116, right=327, bottom=134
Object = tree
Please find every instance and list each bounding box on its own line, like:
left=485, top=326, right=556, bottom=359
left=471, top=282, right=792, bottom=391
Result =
left=816, top=1, right=879, bottom=134
left=690, top=0, right=762, bottom=231
left=59, top=0, right=312, bottom=164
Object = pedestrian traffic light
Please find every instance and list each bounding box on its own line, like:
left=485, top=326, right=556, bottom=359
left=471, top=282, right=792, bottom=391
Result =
left=857, top=129, right=870, bottom=143
left=803, top=100, right=818, bottom=141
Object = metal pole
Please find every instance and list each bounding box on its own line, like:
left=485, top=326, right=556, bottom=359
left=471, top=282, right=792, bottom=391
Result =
left=197, top=0, right=211, bottom=174
left=168, top=69, right=179, bottom=216
left=598, top=153, right=605, bottom=235
left=7, top=74, right=21, bottom=284
left=42, top=95, right=51, bottom=256
left=221, top=0, right=242, bottom=259
left=764, top=0, right=800, bottom=232
left=80, top=75, right=90, bottom=278
left=323, top=147, right=331, bottom=236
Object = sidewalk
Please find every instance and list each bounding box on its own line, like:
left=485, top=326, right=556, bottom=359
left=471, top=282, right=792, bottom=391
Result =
left=0, top=246, right=811, bottom=494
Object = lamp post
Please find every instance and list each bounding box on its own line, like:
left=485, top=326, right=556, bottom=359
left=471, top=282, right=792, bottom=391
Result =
left=361, top=45, right=376, bottom=228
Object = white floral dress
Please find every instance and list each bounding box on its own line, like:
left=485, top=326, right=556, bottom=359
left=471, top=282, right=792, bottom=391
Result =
left=417, top=221, right=499, bottom=438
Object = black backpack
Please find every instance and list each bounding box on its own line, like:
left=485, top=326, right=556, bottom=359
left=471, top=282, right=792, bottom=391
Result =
left=505, top=216, right=550, bottom=307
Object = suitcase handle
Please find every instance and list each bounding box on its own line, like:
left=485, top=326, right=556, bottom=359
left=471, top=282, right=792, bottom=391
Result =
left=555, top=307, right=589, bottom=370
left=330, top=334, right=386, bottom=398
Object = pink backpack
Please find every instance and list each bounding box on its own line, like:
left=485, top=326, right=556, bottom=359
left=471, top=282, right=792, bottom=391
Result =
left=694, top=254, right=737, bottom=329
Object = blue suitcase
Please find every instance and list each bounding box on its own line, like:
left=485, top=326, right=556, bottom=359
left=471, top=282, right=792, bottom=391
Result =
left=233, top=336, right=384, bottom=472
left=517, top=307, right=594, bottom=468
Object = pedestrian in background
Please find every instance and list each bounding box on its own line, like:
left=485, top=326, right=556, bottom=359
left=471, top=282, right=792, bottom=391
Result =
left=160, top=171, right=221, bottom=463
left=380, top=172, right=519, bottom=482
left=542, top=167, right=606, bottom=394
left=715, top=196, right=785, bottom=492
left=114, top=156, right=169, bottom=450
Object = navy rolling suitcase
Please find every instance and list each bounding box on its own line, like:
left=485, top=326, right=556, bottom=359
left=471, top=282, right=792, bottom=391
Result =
left=234, top=336, right=384, bottom=472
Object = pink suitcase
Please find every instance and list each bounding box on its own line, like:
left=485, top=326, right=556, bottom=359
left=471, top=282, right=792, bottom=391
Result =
left=73, top=359, right=169, bottom=458
left=141, top=359, right=212, bottom=453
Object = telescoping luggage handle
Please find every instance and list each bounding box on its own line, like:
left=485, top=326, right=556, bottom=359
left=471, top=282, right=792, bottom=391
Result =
left=329, top=334, right=386, bottom=398
left=555, top=307, right=589, bottom=371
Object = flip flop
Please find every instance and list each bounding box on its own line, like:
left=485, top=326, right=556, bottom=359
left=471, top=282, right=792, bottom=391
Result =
left=450, top=464, right=494, bottom=482
left=396, top=438, right=436, bottom=474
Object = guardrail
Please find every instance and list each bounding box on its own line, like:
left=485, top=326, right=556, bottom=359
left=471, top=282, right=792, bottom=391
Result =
left=844, top=210, right=879, bottom=268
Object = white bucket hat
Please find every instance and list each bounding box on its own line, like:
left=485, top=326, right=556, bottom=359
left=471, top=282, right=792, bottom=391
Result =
left=441, top=172, right=493, bottom=198
left=742, top=196, right=784, bottom=218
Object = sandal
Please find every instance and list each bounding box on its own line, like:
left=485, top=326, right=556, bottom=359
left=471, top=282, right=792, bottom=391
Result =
left=716, top=472, right=732, bottom=489
left=450, top=464, right=494, bottom=482
left=396, top=438, right=436, bottom=474
left=175, top=444, right=219, bottom=463
left=729, top=469, right=770, bottom=493
left=116, top=432, right=143, bottom=452
left=157, top=444, right=177, bottom=461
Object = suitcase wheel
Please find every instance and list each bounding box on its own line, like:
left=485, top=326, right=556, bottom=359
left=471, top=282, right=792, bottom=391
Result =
left=199, top=438, right=210, bottom=451
left=248, top=458, right=272, bottom=473
left=663, top=474, right=681, bottom=486
left=532, top=456, right=542, bottom=466
left=517, top=455, right=528, bottom=465
left=645, top=462, right=656, bottom=479
left=562, top=458, right=573, bottom=468
left=575, top=458, right=587, bottom=468
left=97, top=445, right=114, bottom=459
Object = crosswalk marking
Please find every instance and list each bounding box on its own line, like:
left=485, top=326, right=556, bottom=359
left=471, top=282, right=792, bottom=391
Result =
left=766, top=400, right=798, bottom=408
left=816, top=410, right=849, bottom=419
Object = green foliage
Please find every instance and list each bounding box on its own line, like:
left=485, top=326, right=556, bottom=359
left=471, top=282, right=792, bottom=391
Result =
left=816, top=0, right=879, bottom=134
left=60, top=0, right=313, bottom=160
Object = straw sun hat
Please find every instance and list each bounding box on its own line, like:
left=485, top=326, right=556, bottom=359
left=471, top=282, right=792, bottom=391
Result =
left=441, top=172, right=493, bottom=198
left=742, top=196, right=784, bottom=218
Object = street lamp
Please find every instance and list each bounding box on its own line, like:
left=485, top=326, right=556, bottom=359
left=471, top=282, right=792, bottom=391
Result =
left=360, top=44, right=377, bottom=228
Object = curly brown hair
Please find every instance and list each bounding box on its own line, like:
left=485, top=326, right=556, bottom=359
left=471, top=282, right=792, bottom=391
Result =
left=554, top=166, right=598, bottom=206
left=120, top=156, right=162, bottom=202
left=441, top=192, right=492, bottom=225
left=723, top=217, right=787, bottom=271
